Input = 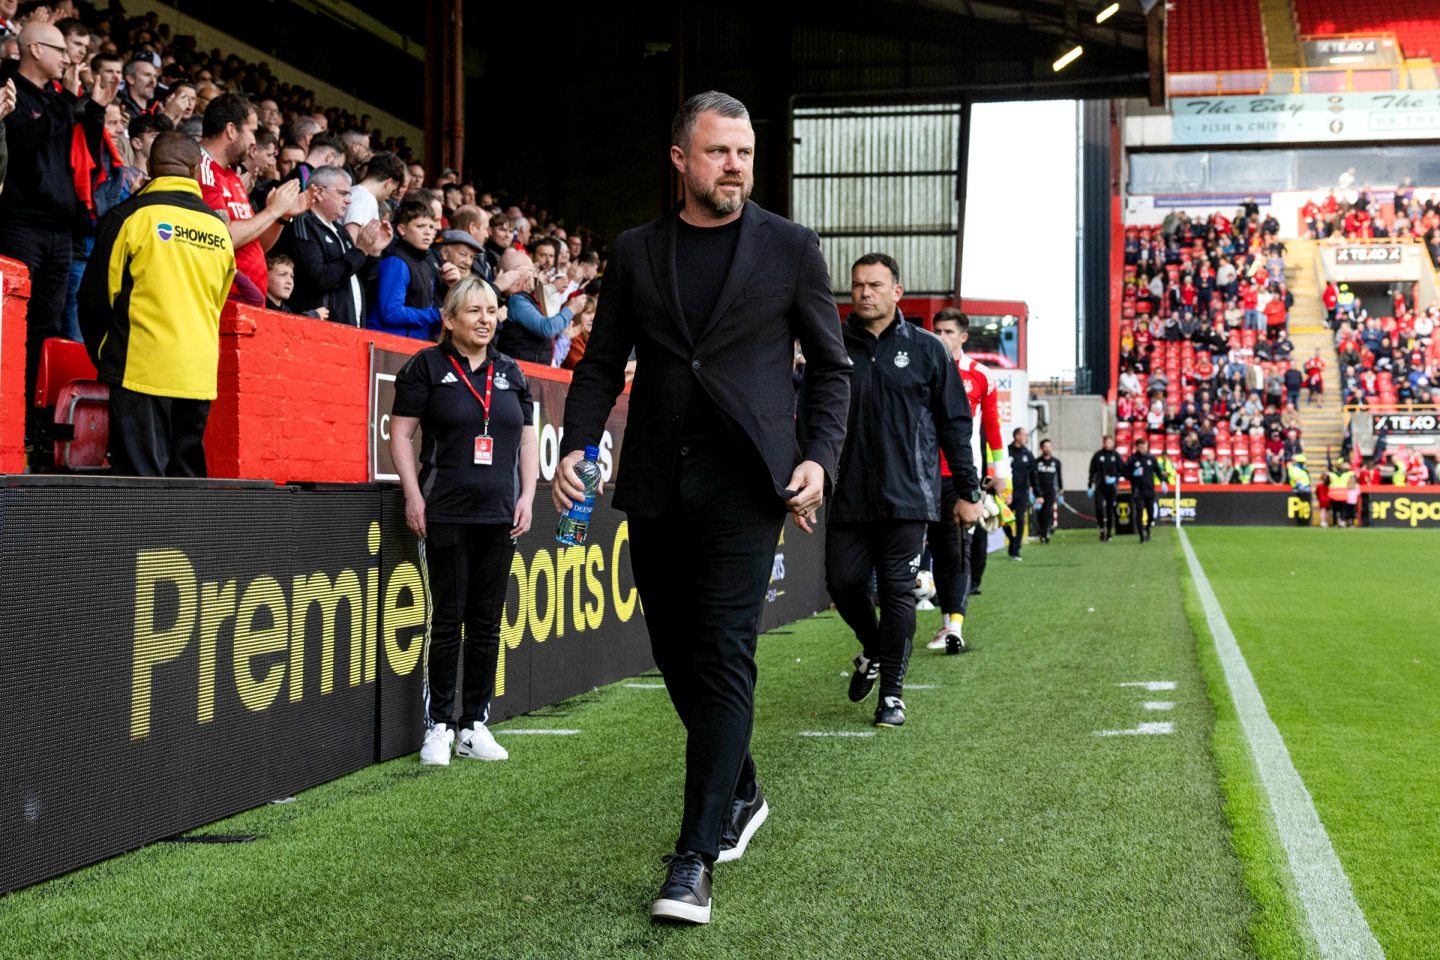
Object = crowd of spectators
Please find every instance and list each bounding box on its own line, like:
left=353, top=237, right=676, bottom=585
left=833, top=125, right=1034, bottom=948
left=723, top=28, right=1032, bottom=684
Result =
left=1117, top=203, right=1309, bottom=487
left=0, top=0, right=609, bottom=464
left=1328, top=282, right=1440, bottom=409
left=1300, top=182, right=1440, bottom=268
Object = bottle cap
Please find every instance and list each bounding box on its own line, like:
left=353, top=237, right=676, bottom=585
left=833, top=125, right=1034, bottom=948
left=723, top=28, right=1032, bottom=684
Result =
left=584, top=445, right=600, bottom=460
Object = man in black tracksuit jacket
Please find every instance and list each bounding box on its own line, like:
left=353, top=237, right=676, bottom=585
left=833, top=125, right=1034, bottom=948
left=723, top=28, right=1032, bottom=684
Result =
left=1124, top=436, right=1168, bottom=542
left=1034, top=439, right=1062, bottom=543
left=1006, top=429, right=1038, bottom=558
left=1088, top=435, right=1125, bottom=541
left=827, top=254, right=983, bottom=728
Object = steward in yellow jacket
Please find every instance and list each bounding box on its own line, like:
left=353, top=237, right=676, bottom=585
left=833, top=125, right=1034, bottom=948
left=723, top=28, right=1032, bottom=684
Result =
left=78, top=133, right=237, bottom=477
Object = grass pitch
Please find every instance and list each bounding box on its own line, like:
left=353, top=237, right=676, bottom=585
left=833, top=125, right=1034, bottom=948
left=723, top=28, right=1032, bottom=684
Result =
left=1, top=525, right=1429, bottom=959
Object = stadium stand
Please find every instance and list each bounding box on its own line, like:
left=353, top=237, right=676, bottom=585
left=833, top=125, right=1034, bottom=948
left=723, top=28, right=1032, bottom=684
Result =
left=1293, top=0, right=1440, bottom=60
left=1167, top=0, right=1270, bottom=74
left=0, top=1, right=602, bottom=475
left=1117, top=206, right=1307, bottom=485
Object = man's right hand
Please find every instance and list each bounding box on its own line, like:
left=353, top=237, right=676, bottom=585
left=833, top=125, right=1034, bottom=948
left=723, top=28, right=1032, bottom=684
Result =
left=266, top=179, right=302, bottom=214
left=551, top=449, right=602, bottom=513
left=0, top=80, right=15, bottom=122
left=955, top=498, right=985, bottom=526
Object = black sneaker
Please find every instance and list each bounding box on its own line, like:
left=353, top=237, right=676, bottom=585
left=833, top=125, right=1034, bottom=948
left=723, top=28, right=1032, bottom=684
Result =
left=650, top=852, right=712, bottom=924
left=875, top=696, right=906, bottom=728
left=847, top=653, right=879, bottom=702
left=717, top=783, right=769, bottom=863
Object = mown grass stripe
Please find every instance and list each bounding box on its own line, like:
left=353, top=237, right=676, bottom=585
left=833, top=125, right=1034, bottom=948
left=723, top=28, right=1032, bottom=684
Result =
left=1179, top=528, right=1383, bottom=960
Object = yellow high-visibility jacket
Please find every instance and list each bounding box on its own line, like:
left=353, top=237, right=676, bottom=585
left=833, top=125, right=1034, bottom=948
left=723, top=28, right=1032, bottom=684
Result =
left=78, top=175, right=236, bottom=399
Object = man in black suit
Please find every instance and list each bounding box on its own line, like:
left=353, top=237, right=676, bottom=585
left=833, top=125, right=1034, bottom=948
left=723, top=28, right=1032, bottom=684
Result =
left=552, top=91, right=851, bottom=926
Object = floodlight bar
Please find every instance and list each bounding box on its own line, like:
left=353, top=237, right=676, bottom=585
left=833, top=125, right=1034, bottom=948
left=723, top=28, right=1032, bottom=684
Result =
left=1053, top=45, right=1084, bottom=71
left=1096, top=3, right=1120, bottom=23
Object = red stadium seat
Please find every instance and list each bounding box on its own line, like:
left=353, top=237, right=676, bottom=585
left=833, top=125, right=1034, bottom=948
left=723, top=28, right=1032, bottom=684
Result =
left=1168, top=0, right=1268, bottom=73
left=34, top=337, right=97, bottom=408
left=33, top=338, right=108, bottom=472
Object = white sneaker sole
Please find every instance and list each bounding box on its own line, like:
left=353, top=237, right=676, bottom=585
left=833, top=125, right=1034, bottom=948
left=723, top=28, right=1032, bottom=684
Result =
left=651, top=897, right=711, bottom=924
left=925, top=636, right=947, bottom=650
left=456, top=745, right=508, bottom=761
left=419, top=754, right=450, bottom=767
left=715, top=799, right=769, bottom=864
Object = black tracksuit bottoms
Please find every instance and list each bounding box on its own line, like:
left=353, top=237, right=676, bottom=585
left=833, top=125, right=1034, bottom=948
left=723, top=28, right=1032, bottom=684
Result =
left=826, top=519, right=926, bottom=701
left=107, top=384, right=211, bottom=477
left=629, top=438, right=784, bottom=864
left=1036, top=487, right=1057, bottom=540
left=925, top=476, right=966, bottom=614
left=1095, top=483, right=1119, bottom=538
left=1133, top=492, right=1157, bottom=537
left=421, top=523, right=515, bottom=729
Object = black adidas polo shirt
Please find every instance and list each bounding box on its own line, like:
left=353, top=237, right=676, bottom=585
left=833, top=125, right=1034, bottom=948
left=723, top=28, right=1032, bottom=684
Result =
left=392, top=343, right=535, bottom=525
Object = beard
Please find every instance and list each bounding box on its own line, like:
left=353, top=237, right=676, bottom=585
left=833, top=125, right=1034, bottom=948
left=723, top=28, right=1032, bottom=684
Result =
left=687, top=169, right=752, bottom=217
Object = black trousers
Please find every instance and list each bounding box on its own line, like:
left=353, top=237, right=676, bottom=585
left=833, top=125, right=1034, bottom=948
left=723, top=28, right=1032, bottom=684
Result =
left=422, top=523, right=515, bottom=729
left=1005, top=493, right=1029, bottom=557
left=0, top=223, right=71, bottom=444
left=1133, top=492, right=1157, bottom=538
left=107, top=384, right=211, bottom=477
left=1095, top=483, right=1120, bottom=538
left=1036, top=489, right=1057, bottom=540
left=629, top=439, right=783, bottom=863
left=826, top=519, right=926, bottom=701
left=925, top=475, right=966, bottom=614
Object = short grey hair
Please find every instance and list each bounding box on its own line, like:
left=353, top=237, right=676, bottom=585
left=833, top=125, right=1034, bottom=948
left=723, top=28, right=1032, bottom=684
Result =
left=671, top=90, right=750, bottom=152
left=310, top=165, right=352, bottom=189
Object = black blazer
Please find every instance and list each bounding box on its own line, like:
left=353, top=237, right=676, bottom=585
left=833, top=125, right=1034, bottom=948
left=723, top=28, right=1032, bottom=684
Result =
left=561, top=201, right=852, bottom=518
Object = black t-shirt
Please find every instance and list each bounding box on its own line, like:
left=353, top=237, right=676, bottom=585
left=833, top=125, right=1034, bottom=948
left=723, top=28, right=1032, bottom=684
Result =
left=391, top=343, right=535, bottom=525
left=674, top=212, right=743, bottom=440
left=676, top=214, right=741, bottom=338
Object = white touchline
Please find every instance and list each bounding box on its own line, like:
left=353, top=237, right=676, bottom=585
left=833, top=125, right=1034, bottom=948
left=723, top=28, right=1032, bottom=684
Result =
left=1179, top=528, right=1383, bottom=960
left=623, top=683, right=666, bottom=689
left=1143, top=701, right=1176, bottom=711
left=799, top=731, right=876, bottom=738
left=906, top=684, right=940, bottom=690
left=495, top=729, right=581, bottom=735
left=1094, top=722, right=1173, bottom=737
left=1119, top=680, right=1178, bottom=691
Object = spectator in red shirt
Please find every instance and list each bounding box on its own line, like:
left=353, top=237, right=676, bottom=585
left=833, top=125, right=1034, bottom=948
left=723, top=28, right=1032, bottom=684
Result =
left=198, top=93, right=306, bottom=302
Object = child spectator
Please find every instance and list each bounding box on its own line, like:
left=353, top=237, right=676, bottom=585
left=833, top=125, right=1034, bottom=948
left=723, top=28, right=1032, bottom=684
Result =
left=366, top=198, right=443, bottom=340
left=265, top=253, right=330, bottom=321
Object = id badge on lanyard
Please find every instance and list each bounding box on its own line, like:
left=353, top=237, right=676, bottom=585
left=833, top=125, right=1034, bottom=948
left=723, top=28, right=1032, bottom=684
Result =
left=448, top=354, right=495, bottom=467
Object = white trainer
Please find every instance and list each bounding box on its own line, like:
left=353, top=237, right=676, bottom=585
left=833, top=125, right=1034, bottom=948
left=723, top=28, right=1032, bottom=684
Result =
left=456, top=722, right=509, bottom=761
left=420, top=724, right=454, bottom=766
left=925, top=625, right=950, bottom=650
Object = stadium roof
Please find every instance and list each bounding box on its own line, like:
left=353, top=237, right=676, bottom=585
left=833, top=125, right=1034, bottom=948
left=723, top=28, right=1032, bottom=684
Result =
left=856, top=0, right=1164, bottom=103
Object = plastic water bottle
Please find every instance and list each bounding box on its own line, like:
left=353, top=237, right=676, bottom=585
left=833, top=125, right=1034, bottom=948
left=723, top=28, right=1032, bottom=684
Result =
left=556, top=445, right=601, bottom=546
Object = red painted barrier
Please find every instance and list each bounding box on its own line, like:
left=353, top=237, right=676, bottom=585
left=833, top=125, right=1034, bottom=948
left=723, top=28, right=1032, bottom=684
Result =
left=1, top=257, right=30, bottom=475
left=206, top=303, right=570, bottom=484
left=0, top=253, right=572, bottom=481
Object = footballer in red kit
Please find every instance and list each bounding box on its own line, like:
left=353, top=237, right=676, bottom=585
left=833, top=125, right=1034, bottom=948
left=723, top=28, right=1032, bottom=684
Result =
left=925, top=309, right=1007, bottom=654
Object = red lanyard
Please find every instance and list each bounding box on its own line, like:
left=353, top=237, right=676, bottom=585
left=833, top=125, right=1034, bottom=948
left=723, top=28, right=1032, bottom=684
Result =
left=447, top=354, right=494, bottom=436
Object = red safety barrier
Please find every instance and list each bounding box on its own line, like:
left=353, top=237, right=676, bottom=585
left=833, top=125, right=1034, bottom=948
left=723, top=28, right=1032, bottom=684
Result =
left=206, top=303, right=569, bottom=484
left=1, top=257, right=30, bottom=475
left=0, top=253, right=573, bottom=481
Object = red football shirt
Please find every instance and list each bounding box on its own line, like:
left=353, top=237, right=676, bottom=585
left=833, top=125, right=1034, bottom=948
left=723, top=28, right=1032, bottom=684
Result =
left=941, top=352, right=1004, bottom=479
left=199, top=148, right=267, bottom=295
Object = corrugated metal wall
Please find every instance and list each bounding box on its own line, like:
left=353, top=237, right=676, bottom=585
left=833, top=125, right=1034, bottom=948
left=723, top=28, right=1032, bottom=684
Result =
left=791, top=104, right=963, bottom=296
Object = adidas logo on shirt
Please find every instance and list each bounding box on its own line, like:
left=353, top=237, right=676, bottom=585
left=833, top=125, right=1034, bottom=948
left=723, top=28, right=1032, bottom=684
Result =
left=441, top=372, right=458, bottom=384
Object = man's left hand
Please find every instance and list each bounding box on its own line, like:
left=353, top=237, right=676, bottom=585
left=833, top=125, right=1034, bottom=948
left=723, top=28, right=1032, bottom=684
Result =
left=785, top=460, right=825, bottom=533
